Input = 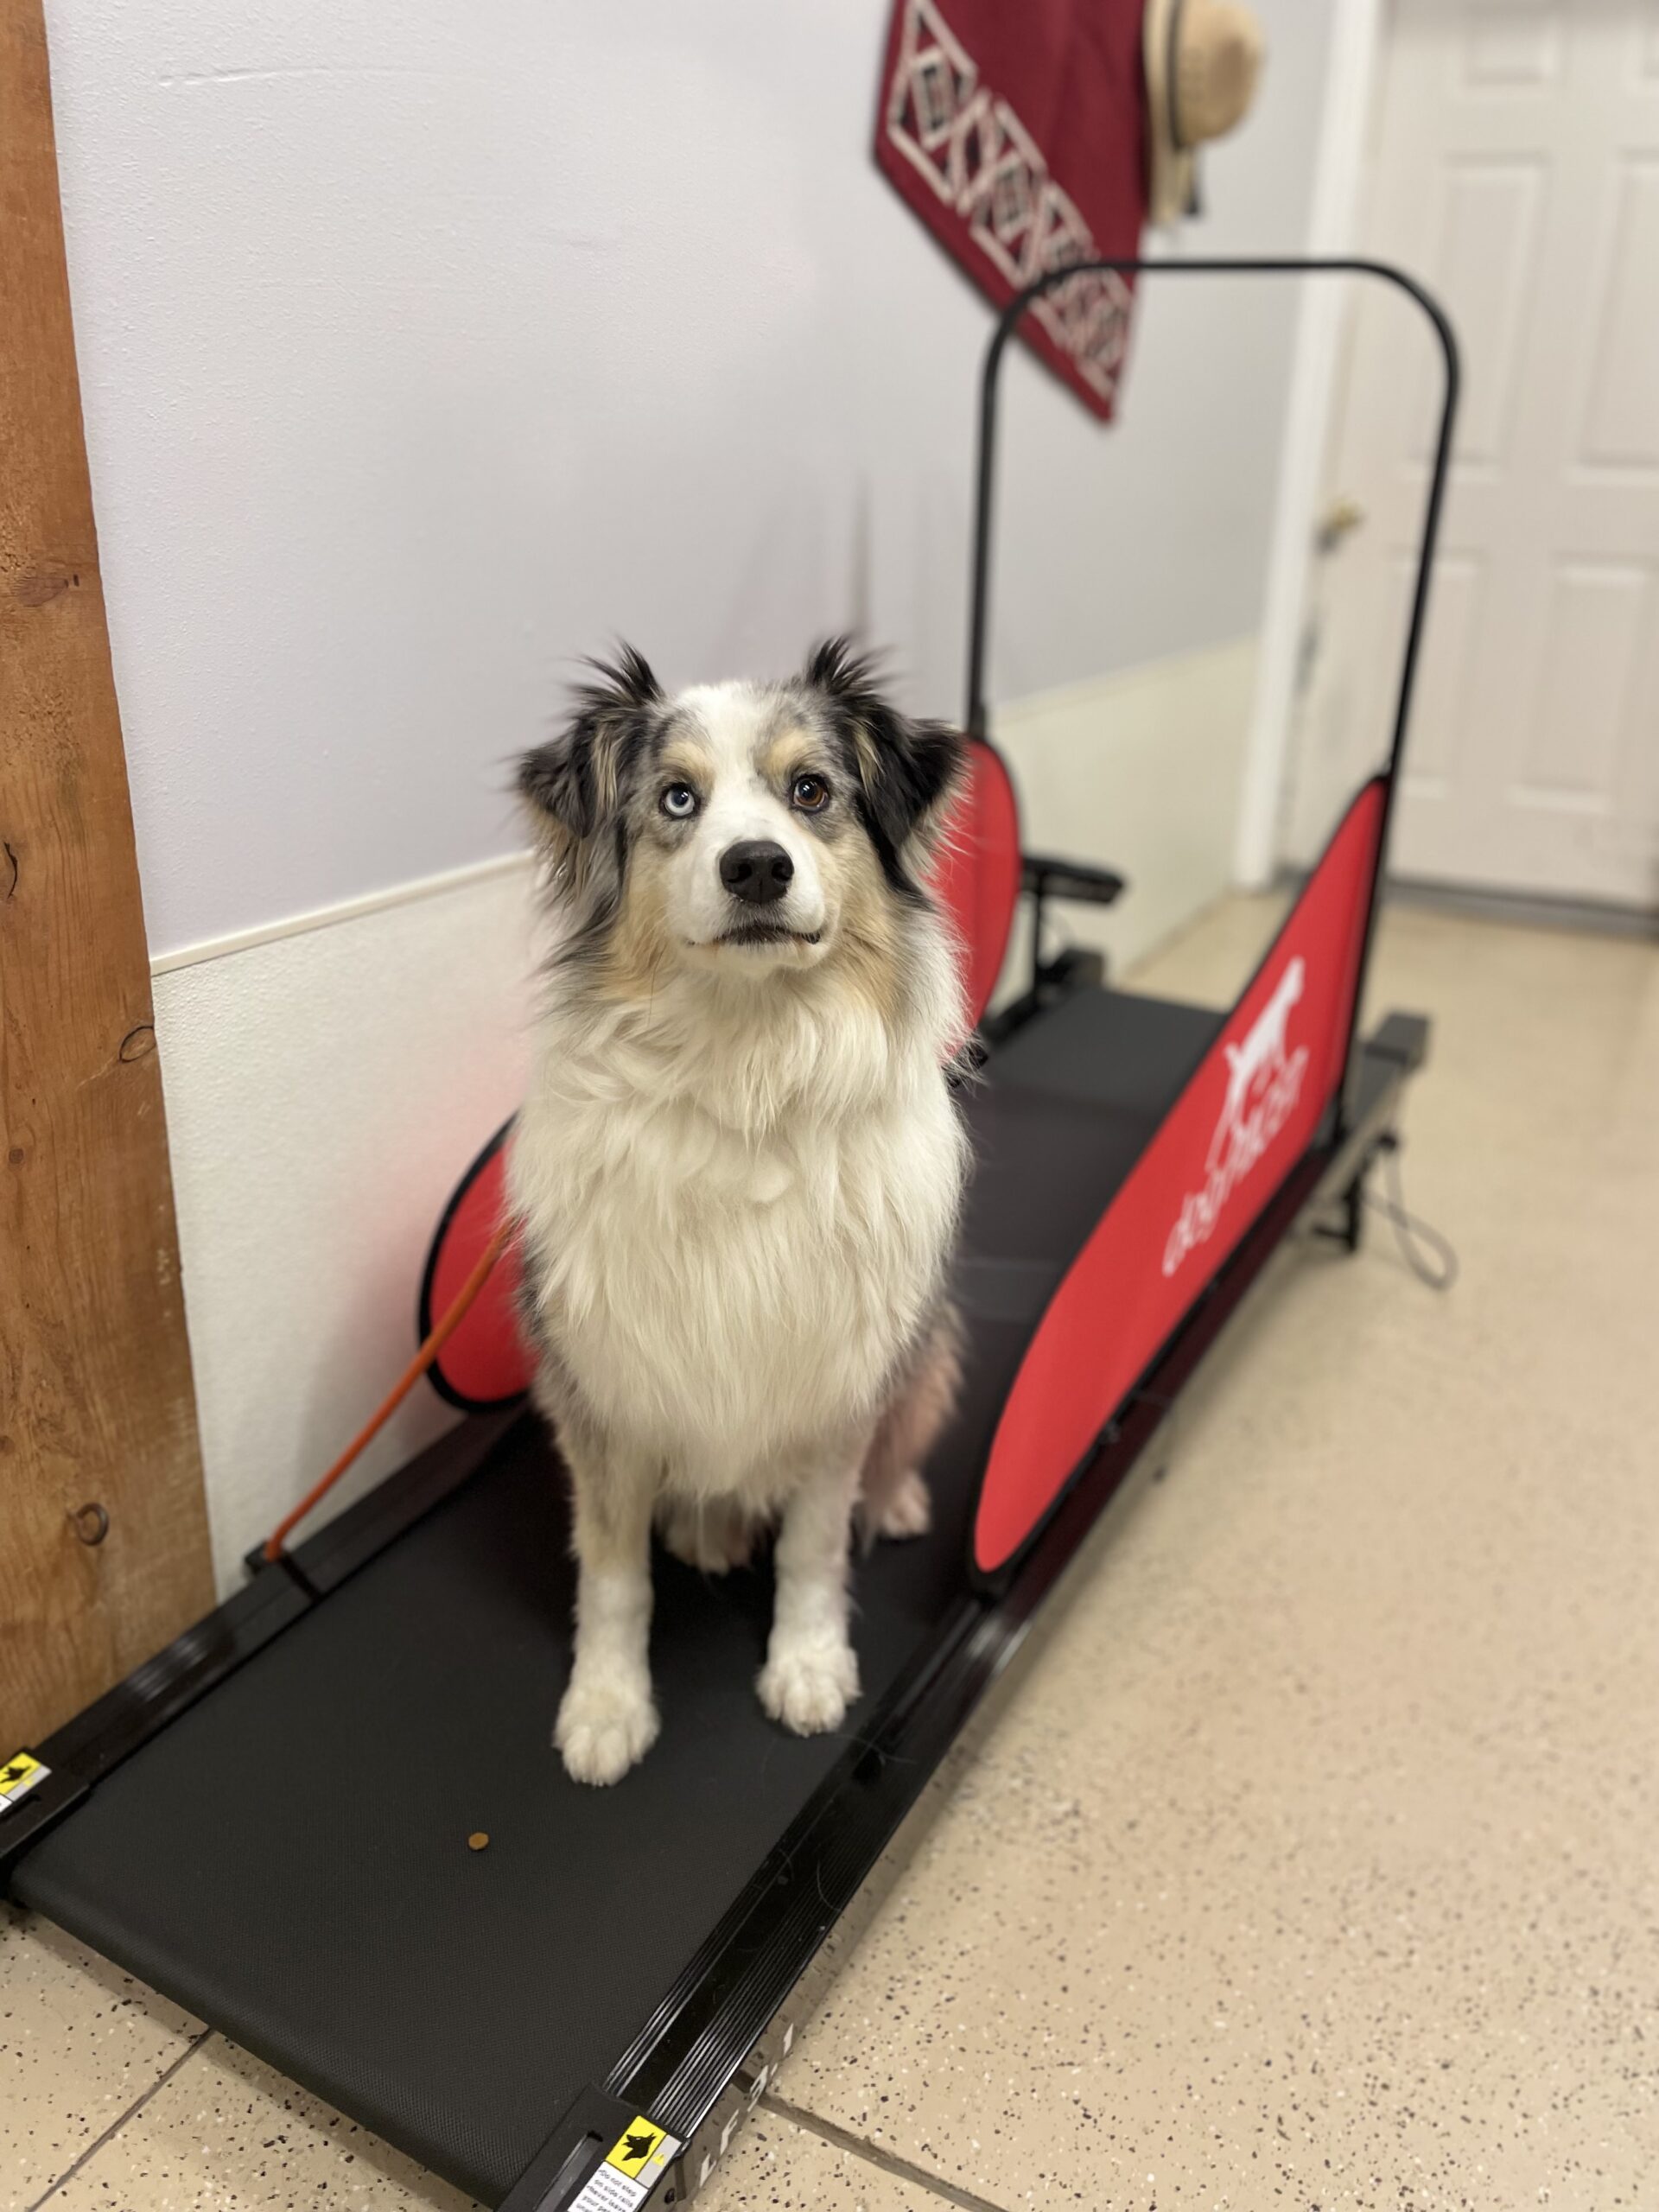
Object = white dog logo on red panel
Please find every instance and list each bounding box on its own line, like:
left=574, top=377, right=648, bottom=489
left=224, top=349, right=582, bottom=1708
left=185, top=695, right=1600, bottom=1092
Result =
left=1206, top=956, right=1304, bottom=1174
left=1165, top=954, right=1311, bottom=1278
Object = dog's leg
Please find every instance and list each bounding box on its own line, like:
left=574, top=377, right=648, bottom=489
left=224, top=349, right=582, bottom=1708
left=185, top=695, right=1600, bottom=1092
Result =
left=859, top=1310, right=963, bottom=1545
left=555, top=1421, right=660, bottom=1786
left=758, top=1444, right=862, bottom=1736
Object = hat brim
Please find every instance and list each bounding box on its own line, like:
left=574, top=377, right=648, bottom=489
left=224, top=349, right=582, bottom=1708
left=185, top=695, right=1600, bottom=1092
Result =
left=1142, top=0, right=1195, bottom=226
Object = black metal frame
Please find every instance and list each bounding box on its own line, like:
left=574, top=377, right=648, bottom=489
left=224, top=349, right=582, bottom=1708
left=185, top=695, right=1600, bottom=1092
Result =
left=3, top=259, right=1455, bottom=2212
left=966, top=256, right=1459, bottom=1136
left=980, top=848, right=1126, bottom=1044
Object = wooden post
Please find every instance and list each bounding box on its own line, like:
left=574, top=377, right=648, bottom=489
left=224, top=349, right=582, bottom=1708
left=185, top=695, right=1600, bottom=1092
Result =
left=1, top=0, right=214, bottom=1748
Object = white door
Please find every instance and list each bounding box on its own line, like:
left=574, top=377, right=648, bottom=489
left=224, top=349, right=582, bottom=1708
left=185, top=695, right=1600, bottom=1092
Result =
left=1287, top=0, right=1659, bottom=908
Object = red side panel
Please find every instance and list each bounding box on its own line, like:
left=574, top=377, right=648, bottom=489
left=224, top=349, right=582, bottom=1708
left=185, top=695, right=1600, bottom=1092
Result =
left=422, top=1128, right=533, bottom=1409
left=933, top=738, right=1022, bottom=1029
left=973, top=780, right=1387, bottom=1574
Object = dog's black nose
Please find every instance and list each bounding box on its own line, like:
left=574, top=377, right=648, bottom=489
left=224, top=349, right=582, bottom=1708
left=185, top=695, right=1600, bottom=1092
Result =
left=719, top=839, right=793, bottom=906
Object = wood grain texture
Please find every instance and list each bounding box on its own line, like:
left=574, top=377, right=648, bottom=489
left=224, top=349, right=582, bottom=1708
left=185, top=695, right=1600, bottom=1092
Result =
left=1, top=0, right=214, bottom=1748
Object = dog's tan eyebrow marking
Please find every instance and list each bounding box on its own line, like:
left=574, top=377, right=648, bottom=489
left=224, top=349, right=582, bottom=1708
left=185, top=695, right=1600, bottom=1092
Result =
left=656, top=737, right=715, bottom=787
left=760, top=728, right=823, bottom=785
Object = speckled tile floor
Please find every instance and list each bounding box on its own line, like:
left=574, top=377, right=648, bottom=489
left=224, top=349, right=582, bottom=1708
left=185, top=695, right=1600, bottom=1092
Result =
left=4, top=902, right=1656, bottom=2212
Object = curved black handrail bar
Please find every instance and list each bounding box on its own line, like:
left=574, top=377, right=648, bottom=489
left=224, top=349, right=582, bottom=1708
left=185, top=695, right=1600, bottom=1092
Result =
left=964, top=255, right=1460, bottom=1133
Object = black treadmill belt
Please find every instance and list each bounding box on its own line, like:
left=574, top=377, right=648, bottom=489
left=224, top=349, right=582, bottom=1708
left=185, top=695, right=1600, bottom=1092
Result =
left=15, top=987, right=1220, bottom=2206
left=20, top=1434, right=976, bottom=2201
left=988, top=984, right=1220, bottom=1111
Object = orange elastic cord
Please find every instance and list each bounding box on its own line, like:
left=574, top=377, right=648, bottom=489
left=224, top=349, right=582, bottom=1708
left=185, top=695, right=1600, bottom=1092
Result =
left=262, top=1217, right=516, bottom=1565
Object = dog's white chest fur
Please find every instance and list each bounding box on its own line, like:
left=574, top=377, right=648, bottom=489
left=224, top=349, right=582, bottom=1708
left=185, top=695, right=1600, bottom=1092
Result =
left=510, top=995, right=964, bottom=1496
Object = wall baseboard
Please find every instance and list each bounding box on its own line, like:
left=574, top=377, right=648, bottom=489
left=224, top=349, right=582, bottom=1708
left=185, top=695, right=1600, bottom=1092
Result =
left=1382, top=874, right=1658, bottom=942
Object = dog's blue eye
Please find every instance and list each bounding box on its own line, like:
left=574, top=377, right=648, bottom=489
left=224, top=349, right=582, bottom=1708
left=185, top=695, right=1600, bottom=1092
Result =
left=791, top=774, right=830, bottom=812
left=660, top=784, right=698, bottom=819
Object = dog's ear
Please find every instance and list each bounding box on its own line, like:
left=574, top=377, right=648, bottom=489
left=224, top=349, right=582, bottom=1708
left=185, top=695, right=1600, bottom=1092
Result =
left=802, top=638, right=965, bottom=874
left=518, top=645, right=662, bottom=848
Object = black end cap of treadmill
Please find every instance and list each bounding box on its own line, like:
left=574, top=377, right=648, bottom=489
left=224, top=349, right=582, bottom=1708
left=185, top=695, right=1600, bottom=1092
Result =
left=0, top=1757, right=92, bottom=1893
left=1368, top=1010, right=1430, bottom=1074
left=499, top=2085, right=674, bottom=2212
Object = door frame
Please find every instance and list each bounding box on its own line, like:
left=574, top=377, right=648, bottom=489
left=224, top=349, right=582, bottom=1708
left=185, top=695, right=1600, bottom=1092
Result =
left=1234, top=0, right=1390, bottom=888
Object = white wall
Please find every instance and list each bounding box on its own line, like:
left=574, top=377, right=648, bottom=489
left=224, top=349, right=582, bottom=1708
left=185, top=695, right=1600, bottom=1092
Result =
left=43, top=1, right=1337, bottom=1582
left=992, top=639, right=1261, bottom=995
left=47, top=0, right=1332, bottom=957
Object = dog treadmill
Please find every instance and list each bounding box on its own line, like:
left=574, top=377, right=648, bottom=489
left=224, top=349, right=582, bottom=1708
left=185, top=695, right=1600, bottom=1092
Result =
left=2, top=261, right=1457, bottom=2212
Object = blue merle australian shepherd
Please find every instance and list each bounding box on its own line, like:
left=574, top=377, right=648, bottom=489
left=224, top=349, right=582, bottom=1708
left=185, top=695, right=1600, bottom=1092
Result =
left=509, top=641, right=969, bottom=1783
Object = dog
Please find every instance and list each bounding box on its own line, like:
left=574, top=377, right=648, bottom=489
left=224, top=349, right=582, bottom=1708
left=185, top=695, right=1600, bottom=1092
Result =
left=507, top=639, right=970, bottom=1785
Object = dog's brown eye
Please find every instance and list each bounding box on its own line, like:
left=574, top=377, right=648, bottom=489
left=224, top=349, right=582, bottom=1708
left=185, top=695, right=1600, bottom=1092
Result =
left=791, top=773, right=830, bottom=812
left=660, top=783, right=699, bottom=820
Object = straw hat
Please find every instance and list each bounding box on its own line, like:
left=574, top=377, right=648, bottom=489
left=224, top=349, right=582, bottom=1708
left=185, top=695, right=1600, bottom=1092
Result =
left=1143, top=0, right=1267, bottom=226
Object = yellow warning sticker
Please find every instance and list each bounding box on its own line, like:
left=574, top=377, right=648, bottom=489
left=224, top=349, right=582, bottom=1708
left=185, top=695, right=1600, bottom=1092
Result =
left=606, top=2120, right=667, bottom=2178
left=569, top=2113, right=679, bottom=2209
left=0, top=1751, right=47, bottom=1810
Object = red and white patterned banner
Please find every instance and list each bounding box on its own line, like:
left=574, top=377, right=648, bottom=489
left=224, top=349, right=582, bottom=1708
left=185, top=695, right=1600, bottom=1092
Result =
left=874, top=0, right=1148, bottom=420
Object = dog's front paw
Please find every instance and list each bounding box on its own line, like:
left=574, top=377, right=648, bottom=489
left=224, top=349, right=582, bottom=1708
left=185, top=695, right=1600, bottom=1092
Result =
left=555, top=1676, right=659, bottom=1786
left=758, top=1639, right=860, bottom=1737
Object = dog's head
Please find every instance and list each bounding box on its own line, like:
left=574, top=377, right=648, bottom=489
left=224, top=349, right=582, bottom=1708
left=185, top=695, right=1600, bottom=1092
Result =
left=518, top=639, right=965, bottom=989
